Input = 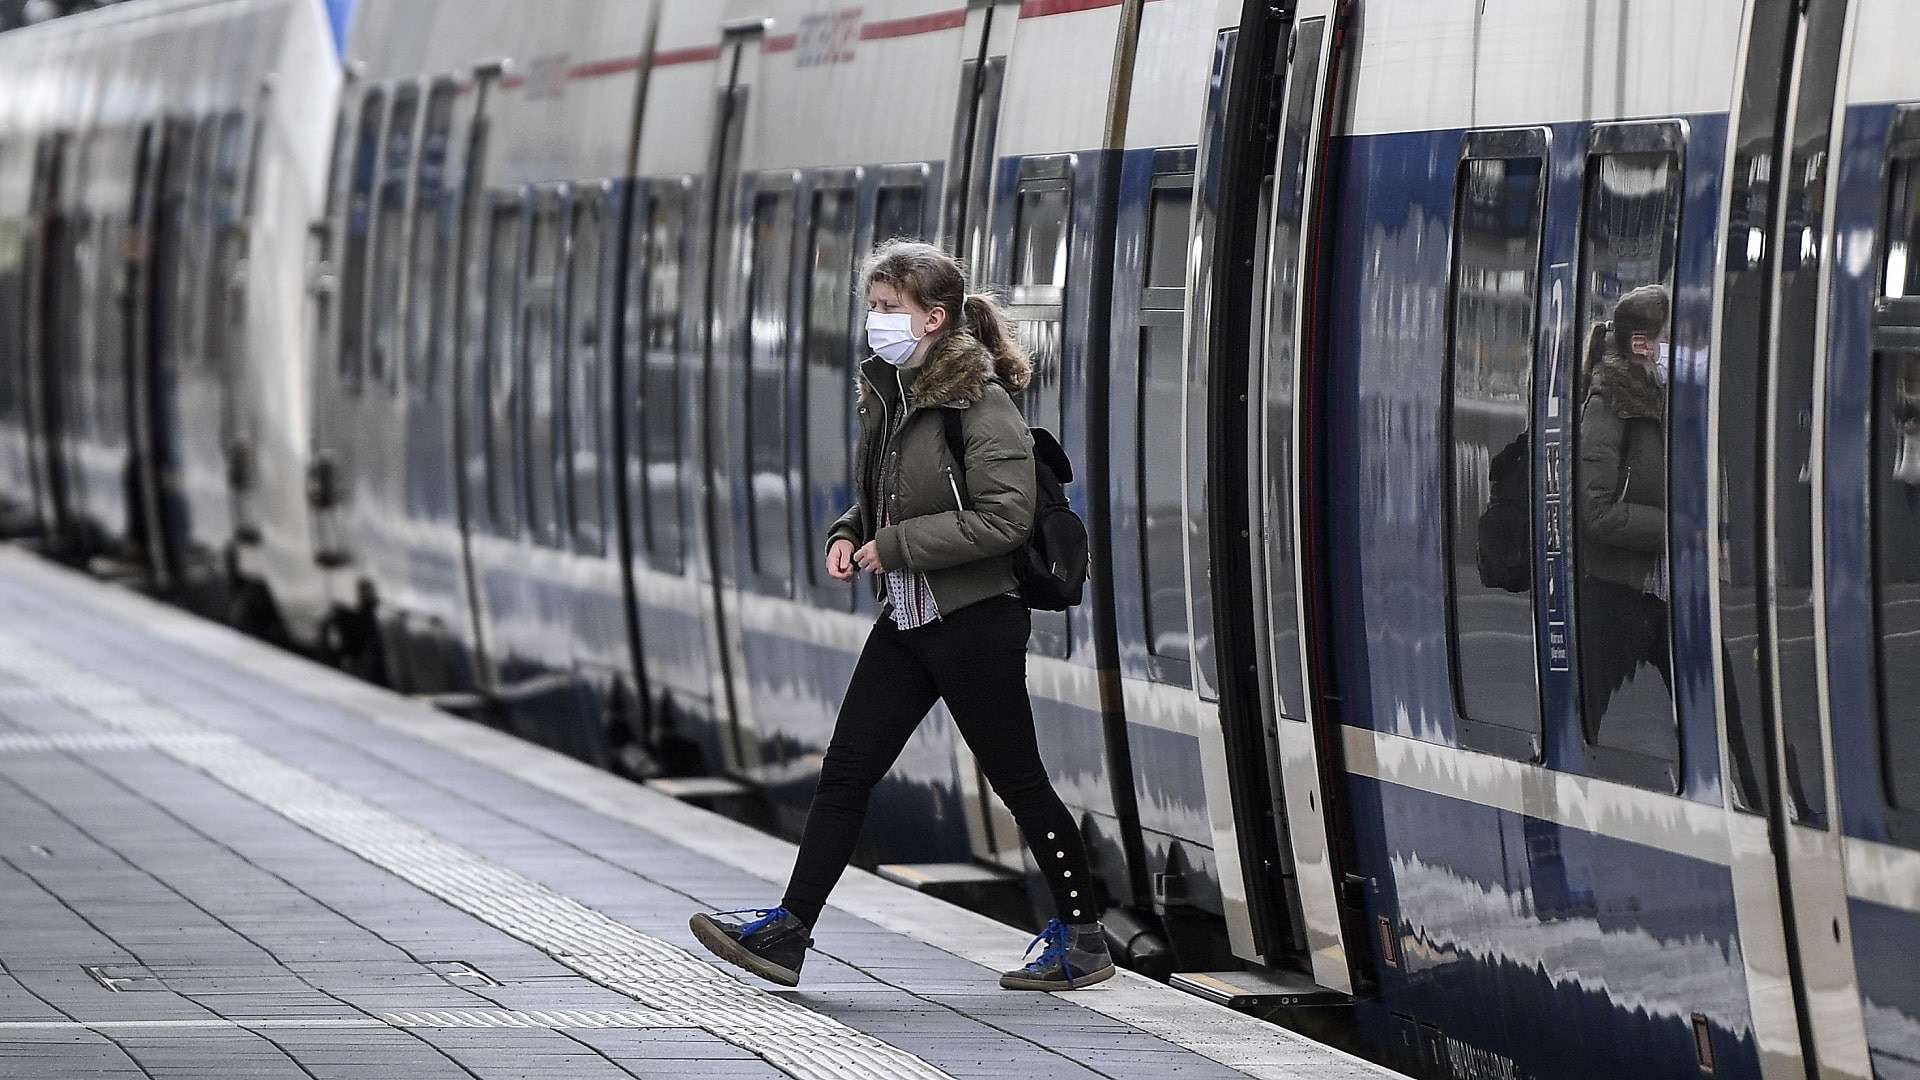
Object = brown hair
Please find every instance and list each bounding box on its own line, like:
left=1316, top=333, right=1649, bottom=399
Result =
left=860, top=239, right=1031, bottom=391
left=1583, top=283, right=1670, bottom=389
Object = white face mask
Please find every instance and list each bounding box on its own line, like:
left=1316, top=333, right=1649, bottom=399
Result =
left=1654, top=342, right=1671, bottom=386
left=866, top=311, right=921, bottom=366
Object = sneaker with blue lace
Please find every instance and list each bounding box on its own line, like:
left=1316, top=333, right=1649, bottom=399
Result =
left=999, top=918, right=1114, bottom=990
left=689, top=906, right=812, bottom=986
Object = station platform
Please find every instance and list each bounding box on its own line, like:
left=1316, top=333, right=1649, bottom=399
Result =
left=0, top=547, right=1397, bottom=1080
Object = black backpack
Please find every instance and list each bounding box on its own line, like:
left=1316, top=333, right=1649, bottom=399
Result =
left=1474, top=432, right=1531, bottom=593
left=942, top=410, right=1088, bottom=610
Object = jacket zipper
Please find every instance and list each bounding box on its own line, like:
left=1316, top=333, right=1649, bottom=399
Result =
left=946, top=466, right=964, bottom=511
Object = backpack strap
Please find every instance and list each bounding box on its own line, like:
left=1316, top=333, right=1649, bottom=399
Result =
left=941, top=408, right=972, bottom=507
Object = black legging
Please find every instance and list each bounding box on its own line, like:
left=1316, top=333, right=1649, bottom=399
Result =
left=781, top=594, right=1096, bottom=929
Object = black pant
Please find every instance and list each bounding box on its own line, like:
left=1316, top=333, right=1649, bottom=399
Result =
left=781, top=594, right=1096, bottom=929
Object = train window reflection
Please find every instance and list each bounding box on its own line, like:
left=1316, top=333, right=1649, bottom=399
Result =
left=1874, top=351, right=1920, bottom=810
left=371, top=85, right=416, bottom=390
left=632, top=184, right=685, bottom=572
left=873, top=183, right=924, bottom=244
left=523, top=196, right=562, bottom=547
left=747, top=188, right=795, bottom=592
left=1010, top=168, right=1074, bottom=658
left=567, top=192, right=605, bottom=555
left=1141, top=178, right=1192, bottom=680
left=1883, top=150, right=1920, bottom=299
left=1573, top=132, right=1683, bottom=790
left=1446, top=148, right=1546, bottom=753
left=484, top=202, right=521, bottom=536
left=407, top=83, right=454, bottom=395
left=341, top=89, right=383, bottom=391
left=804, top=186, right=856, bottom=596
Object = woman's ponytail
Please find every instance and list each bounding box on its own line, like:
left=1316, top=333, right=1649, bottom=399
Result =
left=963, top=293, right=1032, bottom=391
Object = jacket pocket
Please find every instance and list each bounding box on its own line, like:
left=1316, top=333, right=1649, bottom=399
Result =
left=945, top=466, right=964, bottom=511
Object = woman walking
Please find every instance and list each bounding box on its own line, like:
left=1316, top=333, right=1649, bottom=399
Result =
left=690, top=240, right=1112, bottom=991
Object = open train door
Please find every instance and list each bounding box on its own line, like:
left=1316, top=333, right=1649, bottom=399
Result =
left=1168, top=0, right=1362, bottom=1003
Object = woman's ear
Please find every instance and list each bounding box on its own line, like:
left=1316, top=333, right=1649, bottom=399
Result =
left=923, top=304, right=948, bottom=336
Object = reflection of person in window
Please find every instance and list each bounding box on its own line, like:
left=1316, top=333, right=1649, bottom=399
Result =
left=1577, top=284, right=1672, bottom=742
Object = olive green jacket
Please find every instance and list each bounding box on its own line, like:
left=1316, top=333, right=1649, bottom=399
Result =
left=828, top=332, right=1035, bottom=616
left=1577, top=356, right=1667, bottom=590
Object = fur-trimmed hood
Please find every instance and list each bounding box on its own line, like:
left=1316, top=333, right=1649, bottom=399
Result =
left=858, top=331, right=1002, bottom=409
left=1587, top=354, right=1664, bottom=420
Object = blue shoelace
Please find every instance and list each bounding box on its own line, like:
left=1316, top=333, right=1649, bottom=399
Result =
left=1021, top=918, right=1073, bottom=979
left=715, top=906, right=791, bottom=939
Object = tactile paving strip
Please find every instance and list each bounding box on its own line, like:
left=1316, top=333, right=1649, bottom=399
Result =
left=0, top=635, right=954, bottom=1080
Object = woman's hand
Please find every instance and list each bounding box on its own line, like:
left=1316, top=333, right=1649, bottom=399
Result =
left=827, top=539, right=856, bottom=581
left=852, top=541, right=884, bottom=574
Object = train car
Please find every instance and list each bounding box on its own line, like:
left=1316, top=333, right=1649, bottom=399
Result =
left=0, top=0, right=339, bottom=638
left=4, top=1, right=1920, bottom=1078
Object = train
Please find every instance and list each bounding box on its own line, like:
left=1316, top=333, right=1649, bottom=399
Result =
left=2, top=0, right=1917, bottom=1077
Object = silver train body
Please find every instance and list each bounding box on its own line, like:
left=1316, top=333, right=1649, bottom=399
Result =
left=2, top=2, right=1918, bottom=1078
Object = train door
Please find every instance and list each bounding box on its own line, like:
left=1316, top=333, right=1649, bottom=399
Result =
left=939, top=0, right=1031, bottom=874
left=1170, top=0, right=1361, bottom=994
left=1715, top=1, right=1873, bottom=1076
left=695, top=19, right=773, bottom=776
left=23, top=133, right=72, bottom=547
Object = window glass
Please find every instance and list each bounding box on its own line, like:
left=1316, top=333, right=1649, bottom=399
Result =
left=523, top=196, right=562, bottom=546
left=1010, top=171, right=1072, bottom=656
left=747, top=189, right=795, bottom=589
left=1882, top=151, right=1920, bottom=300
left=206, top=112, right=248, bottom=389
left=1874, top=350, right=1920, bottom=809
left=1447, top=152, right=1546, bottom=745
left=1141, top=181, right=1192, bottom=674
left=567, top=193, right=605, bottom=554
left=631, top=185, right=685, bottom=570
left=176, top=118, right=219, bottom=375
left=805, top=187, right=857, bottom=593
left=407, top=83, right=454, bottom=394
left=371, top=87, right=416, bottom=389
left=341, top=90, right=383, bottom=389
left=484, top=203, right=521, bottom=534
left=874, top=183, right=924, bottom=244
left=1573, top=143, right=1681, bottom=785
left=1014, top=181, right=1071, bottom=291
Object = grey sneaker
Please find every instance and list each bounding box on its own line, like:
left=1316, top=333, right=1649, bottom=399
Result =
left=690, top=906, right=812, bottom=987
left=999, top=918, right=1114, bottom=990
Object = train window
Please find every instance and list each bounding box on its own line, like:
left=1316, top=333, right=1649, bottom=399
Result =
left=566, top=190, right=606, bottom=555
left=176, top=116, right=220, bottom=376
left=407, top=82, right=455, bottom=395
left=341, top=88, right=384, bottom=392
left=484, top=200, right=521, bottom=536
left=1445, top=136, right=1547, bottom=757
left=804, top=184, right=857, bottom=596
left=1141, top=176, right=1193, bottom=679
left=1873, top=350, right=1920, bottom=811
left=206, top=112, right=248, bottom=388
left=631, top=183, right=686, bottom=572
left=371, top=85, right=417, bottom=390
left=523, top=194, right=563, bottom=547
left=1572, top=122, right=1684, bottom=790
left=874, top=182, right=925, bottom=244
left=747, top=186, right=796, bottom=593
left=1010, top=164, right=1073, bottom=657
left=1881, top=150, right=1920, bottom=300
left=1874, top=131, right=1920, bottom=815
